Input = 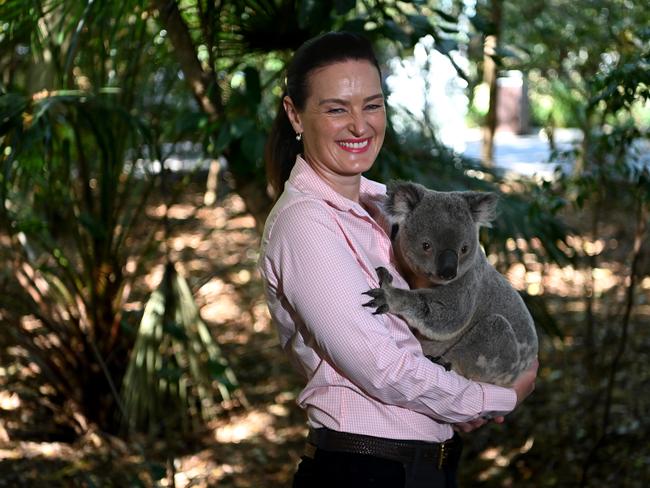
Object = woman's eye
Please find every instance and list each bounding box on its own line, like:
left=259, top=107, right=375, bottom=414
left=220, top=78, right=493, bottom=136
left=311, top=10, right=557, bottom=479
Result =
left=422, top=242, right=431, bottom=251
left=326, top=107, right=345, bottom=114
left=365, top=104, right=383, bottom=111
left=461, top=245, right=469, bottom=254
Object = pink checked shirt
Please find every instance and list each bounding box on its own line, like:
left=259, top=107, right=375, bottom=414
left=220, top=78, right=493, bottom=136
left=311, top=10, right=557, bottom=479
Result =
left=259, top=156, right=517, bottom=442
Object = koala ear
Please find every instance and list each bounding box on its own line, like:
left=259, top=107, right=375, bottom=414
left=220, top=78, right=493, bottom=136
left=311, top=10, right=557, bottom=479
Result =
left=385, top=181, right=426, bottom=224
left=462, top=191, right=499, bottom=227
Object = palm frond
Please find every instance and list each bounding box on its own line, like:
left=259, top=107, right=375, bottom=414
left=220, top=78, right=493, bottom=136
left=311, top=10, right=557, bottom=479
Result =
left=121, top=262, right=244, bottom=436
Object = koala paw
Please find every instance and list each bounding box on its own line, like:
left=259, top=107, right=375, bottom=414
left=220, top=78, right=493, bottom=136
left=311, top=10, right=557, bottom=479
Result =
left=362, top=288, right=390, bottom=315
left=375, top=266, right=394, bottom=287
left=425, top=355, right=452, bottom=371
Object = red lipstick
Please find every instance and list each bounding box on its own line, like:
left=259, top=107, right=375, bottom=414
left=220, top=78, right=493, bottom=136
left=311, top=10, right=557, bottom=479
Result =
left=337, top=137, right=371, bottom=153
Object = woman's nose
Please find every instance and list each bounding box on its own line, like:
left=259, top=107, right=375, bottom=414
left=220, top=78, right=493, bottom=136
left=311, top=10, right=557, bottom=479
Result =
left=348, top=111, right=368, bottom=136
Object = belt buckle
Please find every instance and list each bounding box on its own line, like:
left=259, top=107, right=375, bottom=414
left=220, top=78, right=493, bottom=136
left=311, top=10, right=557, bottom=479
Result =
left=437, top=442, right=448, bottom=469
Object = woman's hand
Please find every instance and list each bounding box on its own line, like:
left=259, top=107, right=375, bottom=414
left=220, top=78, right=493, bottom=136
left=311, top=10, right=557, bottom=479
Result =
left=453, top=415, right=505, bottom=433
left=453, top=359, right=538, bottom=433
left=512, top=358, right=539, bottom=406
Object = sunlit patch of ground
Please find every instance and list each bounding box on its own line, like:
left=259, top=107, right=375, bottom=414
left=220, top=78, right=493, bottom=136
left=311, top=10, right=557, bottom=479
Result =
left=135, top=189, right=306, bottom=487
left=1, top=182, right=649, bottom=487
left=157, top=189, right=650, bottom=487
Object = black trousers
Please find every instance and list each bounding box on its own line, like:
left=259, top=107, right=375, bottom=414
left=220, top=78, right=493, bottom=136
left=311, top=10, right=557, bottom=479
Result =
left=292, top=434, right=462, bottom=488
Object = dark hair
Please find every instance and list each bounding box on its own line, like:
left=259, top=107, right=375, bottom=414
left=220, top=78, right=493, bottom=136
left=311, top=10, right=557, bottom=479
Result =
left=264, top=31, right=381, bottom=197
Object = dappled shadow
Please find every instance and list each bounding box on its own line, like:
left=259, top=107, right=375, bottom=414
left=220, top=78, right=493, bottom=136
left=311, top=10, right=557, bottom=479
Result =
left=2, top=179, right=649, bottom=487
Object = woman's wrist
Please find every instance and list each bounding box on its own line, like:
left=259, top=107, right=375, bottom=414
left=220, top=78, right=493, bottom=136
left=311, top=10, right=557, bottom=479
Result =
left=478, top=382, right=518, bottom=418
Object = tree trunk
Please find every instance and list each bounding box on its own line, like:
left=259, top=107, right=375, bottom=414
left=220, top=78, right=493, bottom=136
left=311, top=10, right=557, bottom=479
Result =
left=151, top=0, right=221, bottom=119
left=481, top=0, right=503, bottom=167
left=150, top=0, right=273, bottom=231
left=574, top=111, right=593, bottom=175
left=229, top=171, right=274, bottom=236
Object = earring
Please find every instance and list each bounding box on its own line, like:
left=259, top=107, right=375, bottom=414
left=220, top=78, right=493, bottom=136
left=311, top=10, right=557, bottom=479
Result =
left=295, top=133, right=302, bottom=141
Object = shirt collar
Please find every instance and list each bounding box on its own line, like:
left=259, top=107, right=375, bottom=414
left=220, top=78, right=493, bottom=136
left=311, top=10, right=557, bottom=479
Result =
left=287, top=155, right=386, bottom=214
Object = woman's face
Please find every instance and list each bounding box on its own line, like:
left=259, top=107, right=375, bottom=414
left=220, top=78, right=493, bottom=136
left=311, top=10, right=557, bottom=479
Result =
left=284, top=60, right=386, bottom=188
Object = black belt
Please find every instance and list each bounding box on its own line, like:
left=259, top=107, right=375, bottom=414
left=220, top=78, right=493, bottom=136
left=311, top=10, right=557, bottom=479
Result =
left=308, top=427, right=458, bottom=469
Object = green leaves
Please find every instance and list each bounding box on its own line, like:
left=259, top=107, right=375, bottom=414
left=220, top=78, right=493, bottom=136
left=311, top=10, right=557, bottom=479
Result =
left=208, top=63, right=267, bottom=174
left=431, top=8, right=458, bottom=24
left=334, top=0, right=356, bottom=15
left=243, top=66, right=261, bottom=106
left=0, top=93, right=28, bottom=135
left=121, top=263, right=244, bottom=436
left=297, top=0, right=321, bottom=30
left=589, top=56, right=650, bottom=114
left=0, top=86, right=162, bottom=433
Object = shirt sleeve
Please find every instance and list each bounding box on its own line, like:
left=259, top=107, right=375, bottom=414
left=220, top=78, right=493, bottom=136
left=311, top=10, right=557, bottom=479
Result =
left=264, top=200, right=516, bottom=423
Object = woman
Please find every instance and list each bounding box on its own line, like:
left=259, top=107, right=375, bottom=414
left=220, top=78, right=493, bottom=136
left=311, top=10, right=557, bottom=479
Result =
left=259, top=31, right=537, bottom=488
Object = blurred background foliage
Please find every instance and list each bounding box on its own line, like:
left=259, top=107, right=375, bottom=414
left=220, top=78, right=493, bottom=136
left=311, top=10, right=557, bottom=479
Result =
left=0, top=0, right=649, bottom=486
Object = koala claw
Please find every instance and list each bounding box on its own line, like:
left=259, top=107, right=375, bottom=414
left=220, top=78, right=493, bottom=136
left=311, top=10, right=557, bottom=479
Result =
left=373, top=304, right=390, bottom=315
left=362, top=288, right=383, bottom=298
left=375, top=266, right=394, bottom=286
left=362, top=288, right=389, bottom=314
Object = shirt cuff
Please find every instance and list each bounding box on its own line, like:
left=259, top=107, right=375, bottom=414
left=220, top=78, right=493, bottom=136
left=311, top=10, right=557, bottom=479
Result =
left=478, top=383, right=518, bottom=418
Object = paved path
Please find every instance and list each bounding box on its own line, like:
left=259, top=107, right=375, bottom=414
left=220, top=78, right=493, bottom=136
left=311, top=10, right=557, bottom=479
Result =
left=460, top=128, right=582, bottom=178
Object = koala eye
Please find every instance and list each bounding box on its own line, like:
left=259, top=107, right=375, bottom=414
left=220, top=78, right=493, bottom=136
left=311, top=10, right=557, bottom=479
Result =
left=461, top=245, right=469, bottom=254
left=422, top=242, right=432, bottom=252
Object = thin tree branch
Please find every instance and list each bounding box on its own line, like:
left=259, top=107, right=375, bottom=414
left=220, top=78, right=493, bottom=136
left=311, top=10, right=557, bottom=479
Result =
left=580, top=197, right=648, bottom=486
left=150, top=0, right=223, bottom=121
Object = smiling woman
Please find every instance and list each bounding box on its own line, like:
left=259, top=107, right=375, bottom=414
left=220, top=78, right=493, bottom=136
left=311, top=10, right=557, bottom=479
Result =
left=259, top=31, right=536, bottom=488
left=281, top=60, right=386, bottom=200
left=264, top=32, right=385, bottom=198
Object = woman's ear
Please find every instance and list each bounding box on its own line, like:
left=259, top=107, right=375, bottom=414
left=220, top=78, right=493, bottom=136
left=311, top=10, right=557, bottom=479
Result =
left=283, top=96, right=303, bottom=135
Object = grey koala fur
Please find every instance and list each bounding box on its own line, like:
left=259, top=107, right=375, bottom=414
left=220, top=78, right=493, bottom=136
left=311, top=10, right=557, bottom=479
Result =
left=363, top=181, right=538, bottom=387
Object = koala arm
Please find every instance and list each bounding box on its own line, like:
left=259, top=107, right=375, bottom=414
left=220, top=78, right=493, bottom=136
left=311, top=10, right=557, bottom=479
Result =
left=263, top=202, right=516, bottom=423
left=365, top=267, right=477, bottom=341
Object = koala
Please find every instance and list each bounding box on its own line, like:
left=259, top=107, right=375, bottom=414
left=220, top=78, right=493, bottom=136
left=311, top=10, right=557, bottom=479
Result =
left=363, top=181, right=538, bottom=387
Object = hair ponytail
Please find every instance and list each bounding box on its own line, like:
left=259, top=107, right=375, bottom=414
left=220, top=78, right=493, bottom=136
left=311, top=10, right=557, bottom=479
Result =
left=264, top=31, right=381, bottom=198
left=265, top=94, right=302, bottom=197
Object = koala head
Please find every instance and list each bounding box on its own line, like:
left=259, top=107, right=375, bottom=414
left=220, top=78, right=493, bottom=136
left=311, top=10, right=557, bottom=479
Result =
left=385, top=181, right=498, bottom=285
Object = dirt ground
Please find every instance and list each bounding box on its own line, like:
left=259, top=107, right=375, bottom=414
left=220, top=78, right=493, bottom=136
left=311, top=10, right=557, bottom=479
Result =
left=0, top=187, right=307, bottom=487
left=1, top=182, right=649, bottom=487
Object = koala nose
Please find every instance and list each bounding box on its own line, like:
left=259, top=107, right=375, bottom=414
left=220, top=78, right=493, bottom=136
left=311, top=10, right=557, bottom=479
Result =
left=437, top=249, right=458, bottom=281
